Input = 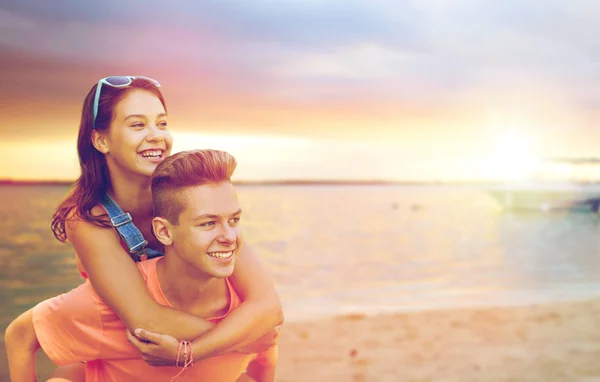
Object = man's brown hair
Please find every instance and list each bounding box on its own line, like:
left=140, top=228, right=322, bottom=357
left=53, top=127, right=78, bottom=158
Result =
left=151, top=149, right=237, bottom=223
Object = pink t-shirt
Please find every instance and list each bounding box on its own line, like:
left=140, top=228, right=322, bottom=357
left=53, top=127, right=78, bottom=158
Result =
left=32, top=257, right=276, bottom=381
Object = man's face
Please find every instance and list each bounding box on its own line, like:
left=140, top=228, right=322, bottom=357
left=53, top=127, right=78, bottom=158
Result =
left=168, top=181, right=242, bottom=278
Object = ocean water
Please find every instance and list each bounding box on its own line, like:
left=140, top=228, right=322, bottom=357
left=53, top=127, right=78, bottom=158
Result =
left=2, top=184, right=600, bottom=379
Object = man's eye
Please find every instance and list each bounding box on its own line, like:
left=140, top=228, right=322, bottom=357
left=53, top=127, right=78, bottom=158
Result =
left=158, top=121, right=168, bottom=128
left=199, top=221, right=216, bottom=227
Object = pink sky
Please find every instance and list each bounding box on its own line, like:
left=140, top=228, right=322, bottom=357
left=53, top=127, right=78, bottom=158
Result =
left=2, top=1, right=600, bottom=181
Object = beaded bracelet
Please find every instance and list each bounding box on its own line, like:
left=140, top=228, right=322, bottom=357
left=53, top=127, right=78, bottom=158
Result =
left=175, top=341, right=183, bottom=367
left=172, top=340, right=194, bottom=381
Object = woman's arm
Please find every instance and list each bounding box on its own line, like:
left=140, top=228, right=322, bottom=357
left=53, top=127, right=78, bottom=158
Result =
left=67, top=215, right=214, bottom=339
left=187, top=243, right=284, bottom=359
left=127, top=244, right=283, bottom=364
left=68, top=213, right=282, bottom=361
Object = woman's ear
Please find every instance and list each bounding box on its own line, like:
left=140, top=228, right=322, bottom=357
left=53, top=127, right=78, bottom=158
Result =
left=91, top=130, right=109, bottom=154
left=152, top=217, right=173, bottom=246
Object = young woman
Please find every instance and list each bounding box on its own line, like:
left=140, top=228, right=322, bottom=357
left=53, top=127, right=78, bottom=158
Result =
left=6, top=76, right=283, bottom=381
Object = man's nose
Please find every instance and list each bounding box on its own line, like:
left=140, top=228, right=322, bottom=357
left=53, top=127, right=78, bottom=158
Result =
left=218, top=224, right=237, bottom=242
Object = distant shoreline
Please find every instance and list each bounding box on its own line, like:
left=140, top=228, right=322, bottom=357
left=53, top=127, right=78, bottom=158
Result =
left=0, top=179, right=507, bottom=187
left=0, top=179, right=75, bottom=186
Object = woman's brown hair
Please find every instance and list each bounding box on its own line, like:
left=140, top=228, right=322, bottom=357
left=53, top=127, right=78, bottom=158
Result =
left=51, top=78, right=167, bottom=242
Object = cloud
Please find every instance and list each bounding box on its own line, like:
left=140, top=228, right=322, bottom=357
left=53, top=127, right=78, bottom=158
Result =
left=1, top=0, right=600, bottom=128
left=2, top=0, right=600, bottom=179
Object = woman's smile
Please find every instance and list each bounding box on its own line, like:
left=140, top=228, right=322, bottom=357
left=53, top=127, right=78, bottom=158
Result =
left=138, top=148, right=166, bottom=163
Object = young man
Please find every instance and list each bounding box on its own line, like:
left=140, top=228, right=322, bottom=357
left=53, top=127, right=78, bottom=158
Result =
left=6, top=149, right=277, bottom=381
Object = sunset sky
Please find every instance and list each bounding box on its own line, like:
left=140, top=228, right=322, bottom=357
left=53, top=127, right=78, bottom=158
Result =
left=2, top=0, right=600, bottom=181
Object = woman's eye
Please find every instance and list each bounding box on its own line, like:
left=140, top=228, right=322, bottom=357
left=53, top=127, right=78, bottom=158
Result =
left=131, top=122, right=145, bottom=129
left=158, top=121, right=168, bottom=129
left=230, top=217, right=241, bottom=225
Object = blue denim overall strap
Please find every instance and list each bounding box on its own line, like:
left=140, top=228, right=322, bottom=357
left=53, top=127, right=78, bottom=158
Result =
left=98, top=193, right=163, bottom=261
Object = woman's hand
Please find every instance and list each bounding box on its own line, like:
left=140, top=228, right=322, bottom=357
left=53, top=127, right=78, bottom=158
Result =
left=126, top=328, right=180, bottom=366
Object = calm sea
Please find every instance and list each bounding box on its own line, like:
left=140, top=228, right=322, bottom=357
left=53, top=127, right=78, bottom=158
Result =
left=2, top=184, right=600, bottom=379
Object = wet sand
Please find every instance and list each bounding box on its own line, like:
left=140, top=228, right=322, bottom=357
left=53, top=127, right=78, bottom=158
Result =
left=275, top=299, right=600, bottom=382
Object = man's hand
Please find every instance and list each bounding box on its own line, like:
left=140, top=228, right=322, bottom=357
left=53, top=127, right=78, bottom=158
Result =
left=126, top=328, right=180, bottom=366
left=234, top=325, right=280, bottom=354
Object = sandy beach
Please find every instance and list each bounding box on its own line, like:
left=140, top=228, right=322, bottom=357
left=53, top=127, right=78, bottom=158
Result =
left=2, top=298, right=600, bottom=381
left=275, top=299, right=600, bottom=382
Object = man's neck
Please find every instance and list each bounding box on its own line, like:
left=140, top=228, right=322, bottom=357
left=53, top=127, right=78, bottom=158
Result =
left=156, top=255, right=230, bottom=318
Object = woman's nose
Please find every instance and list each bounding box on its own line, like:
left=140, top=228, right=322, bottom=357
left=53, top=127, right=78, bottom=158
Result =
left=146, top=124, right=164, bottom=142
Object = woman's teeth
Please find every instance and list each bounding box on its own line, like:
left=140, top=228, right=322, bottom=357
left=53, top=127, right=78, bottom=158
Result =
left=207, top=251, right=234, bottom=259
left=141, top=150, right=162, bottom=158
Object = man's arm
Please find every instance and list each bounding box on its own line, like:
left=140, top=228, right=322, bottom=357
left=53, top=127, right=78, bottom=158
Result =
left=247, top=365, right=276, bottom=382
left=24, top=281, right=141, bottom=367
left=5, top=309, right=40, bottom=382
left=246, top=345, right=278, bottom=382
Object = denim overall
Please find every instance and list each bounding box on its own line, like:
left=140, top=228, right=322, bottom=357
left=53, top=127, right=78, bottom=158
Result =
left=99, top=193, right=164, bottom=262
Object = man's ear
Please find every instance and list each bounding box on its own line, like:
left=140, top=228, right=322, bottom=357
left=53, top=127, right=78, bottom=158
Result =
left=91, top=129, right=109, bottom=154
left=152, top=217, right=173, bottom=246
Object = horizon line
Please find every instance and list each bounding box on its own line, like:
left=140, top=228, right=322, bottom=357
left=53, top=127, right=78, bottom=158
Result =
left=0, top=178, right=508, bottom=186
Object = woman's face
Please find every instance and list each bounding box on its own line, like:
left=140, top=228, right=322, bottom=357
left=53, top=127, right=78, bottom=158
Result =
left=103, top=89, right=173, bottom=178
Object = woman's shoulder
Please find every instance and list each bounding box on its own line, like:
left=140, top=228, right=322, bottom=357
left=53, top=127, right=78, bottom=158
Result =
left=64, top=204, right=111, bottom=240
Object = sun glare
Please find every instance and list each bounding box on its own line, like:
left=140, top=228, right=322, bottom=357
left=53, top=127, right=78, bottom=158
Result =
left=487, top=131, right=540, bottom=181
left=171, top=133, right=316, bottom=180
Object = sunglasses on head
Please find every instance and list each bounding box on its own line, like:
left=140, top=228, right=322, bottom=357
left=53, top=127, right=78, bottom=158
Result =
left=92, top=76, right=161, bottom=129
